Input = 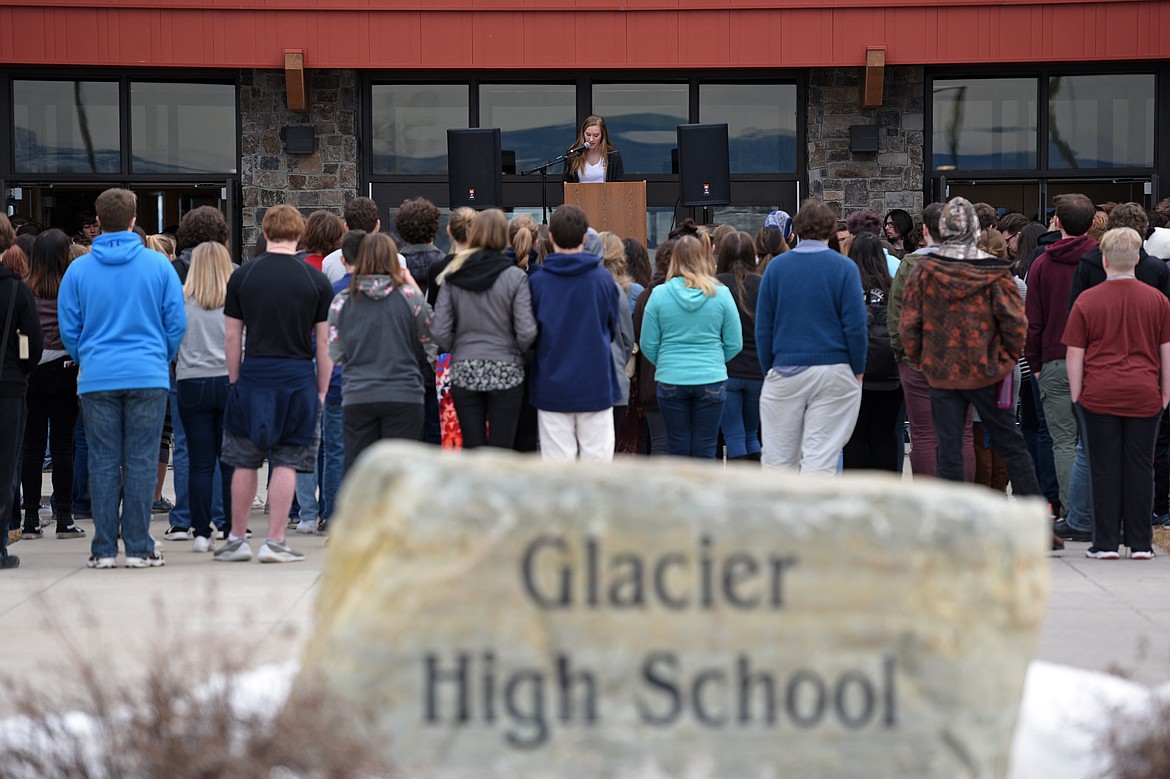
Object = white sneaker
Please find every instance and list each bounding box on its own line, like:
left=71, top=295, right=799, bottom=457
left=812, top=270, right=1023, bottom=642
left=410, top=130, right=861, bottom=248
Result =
left=192, top=536, right=214, bottom=553
left=87, top=555, right=117, bottom=569
left=213, top=538, right=253, bottom=562
left=258, top=539, right=305, bottom=563
left=295, top=519, right=318, bottom=535
left=125, top=553, right=165, bottom=568
left=252, top=494, right=265, bottom=509
left=164, top=525, right=193, bottom=541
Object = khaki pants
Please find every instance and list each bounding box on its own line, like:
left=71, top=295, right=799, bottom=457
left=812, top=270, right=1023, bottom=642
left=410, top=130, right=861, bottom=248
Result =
left=759, top=364, right=861, bottom=475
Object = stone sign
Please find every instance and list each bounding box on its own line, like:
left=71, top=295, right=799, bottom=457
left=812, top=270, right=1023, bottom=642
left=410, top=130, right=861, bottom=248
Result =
left=302, top=443, right=1050, bottom=778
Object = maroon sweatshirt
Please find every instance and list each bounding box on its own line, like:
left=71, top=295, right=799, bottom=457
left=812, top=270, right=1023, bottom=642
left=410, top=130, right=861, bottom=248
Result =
left=1024, top=234, right=1097, bottom=371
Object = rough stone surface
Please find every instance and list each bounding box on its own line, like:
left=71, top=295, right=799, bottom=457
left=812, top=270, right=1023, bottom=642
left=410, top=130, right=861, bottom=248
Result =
left=238, top=68, right=358, bottom=259
left=808, top=66, right=925, bottom=220
left=302, top=443, right=1050, bottom=779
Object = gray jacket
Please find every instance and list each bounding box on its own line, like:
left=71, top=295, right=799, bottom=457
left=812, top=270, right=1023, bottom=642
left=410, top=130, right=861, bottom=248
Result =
left=327, top=275, right=434, bottom=406
left=431, top=264, right=537, bottom=364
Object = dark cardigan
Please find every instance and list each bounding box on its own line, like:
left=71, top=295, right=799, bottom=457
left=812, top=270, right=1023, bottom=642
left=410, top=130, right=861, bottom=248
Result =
left=563, top=149, right=624, bottom=183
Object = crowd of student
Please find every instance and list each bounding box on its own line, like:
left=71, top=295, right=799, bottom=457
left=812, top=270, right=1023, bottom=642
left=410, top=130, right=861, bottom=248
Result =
left=1, top=186, right=1168, bottom=570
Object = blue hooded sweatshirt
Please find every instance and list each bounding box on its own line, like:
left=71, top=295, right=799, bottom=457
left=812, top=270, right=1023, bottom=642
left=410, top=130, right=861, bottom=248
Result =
left=529, top=251, right=622, bottom=413
left=58, top=231, right=186, bottom=394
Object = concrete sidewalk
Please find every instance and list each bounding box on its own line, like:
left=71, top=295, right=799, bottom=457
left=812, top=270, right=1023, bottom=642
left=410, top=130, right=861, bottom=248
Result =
left=4, top=470, right=1170, bottom=717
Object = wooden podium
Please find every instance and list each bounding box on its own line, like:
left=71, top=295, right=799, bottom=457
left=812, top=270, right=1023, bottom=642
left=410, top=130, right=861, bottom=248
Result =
left=563, top=181, right=647, bottom=246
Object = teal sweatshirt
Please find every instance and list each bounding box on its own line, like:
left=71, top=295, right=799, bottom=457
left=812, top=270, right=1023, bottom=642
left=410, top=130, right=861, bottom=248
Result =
left=640, top=277, right=742, bottom=385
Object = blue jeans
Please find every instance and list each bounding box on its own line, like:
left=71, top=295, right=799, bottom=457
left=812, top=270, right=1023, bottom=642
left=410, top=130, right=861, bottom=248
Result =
left=657, top=381, right=727, bottom=459
left=1065, top=416, right=1094, bottom=533
left=81, top=389, right=168, bottom=559
left=73, top=410, right=90, bottom=513
left=720, top=376, right=762, bottom=459
left=168, top=383, right=190, bottom=527
left=176, top=377, right=233, bottom=539
left=320, top=401, right=343, bottom=520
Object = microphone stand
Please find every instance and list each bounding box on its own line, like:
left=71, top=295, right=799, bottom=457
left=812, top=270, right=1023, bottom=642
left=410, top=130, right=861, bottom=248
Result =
left=521, top=146, right=587, bottom=225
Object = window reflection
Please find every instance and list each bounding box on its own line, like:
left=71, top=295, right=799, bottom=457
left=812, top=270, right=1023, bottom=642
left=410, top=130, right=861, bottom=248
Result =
left=372, top=85, right=469, bottom=175
left=479, top=85, right=576, bottom=172
left=1048, top=74, right=1154, bottom=169
left=932, top=78, right=1037, bottom=171
left=699, top=84, right=798, bottom=173
left=131, top=83, right=237, bottom=174
left=14, top=80, right=120, bottom=174
left=593, top=84, right=689, bottom=174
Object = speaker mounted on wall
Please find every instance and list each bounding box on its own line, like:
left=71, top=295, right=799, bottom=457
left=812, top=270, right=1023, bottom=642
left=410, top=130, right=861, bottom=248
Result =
left=285, top=125, right=315, bottom=155
left=677, top=123, right=731, bottom=207
left=447, top=128, right=503, bottom=209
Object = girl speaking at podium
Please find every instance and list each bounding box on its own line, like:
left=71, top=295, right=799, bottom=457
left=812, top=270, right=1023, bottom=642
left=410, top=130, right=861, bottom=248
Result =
left=562, top=115, right=624, bottom=183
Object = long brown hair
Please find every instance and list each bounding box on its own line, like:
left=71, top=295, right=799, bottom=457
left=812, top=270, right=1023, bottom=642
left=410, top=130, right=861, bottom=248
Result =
left=27, top=228, right=71, bottom=300
left=565, top=115, right=613, bottom=180
left=348, top=232, right=403, bottom=301
left=714, top=231, right=758, bottom=321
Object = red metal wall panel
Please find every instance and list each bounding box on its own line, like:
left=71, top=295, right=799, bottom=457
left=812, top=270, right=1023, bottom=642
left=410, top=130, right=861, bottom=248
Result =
left=1, top=2, right=1168, bottom=69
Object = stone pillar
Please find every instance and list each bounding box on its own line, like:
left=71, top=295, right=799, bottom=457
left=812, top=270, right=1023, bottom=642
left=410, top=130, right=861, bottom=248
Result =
left=807, top=65, right=924, bottom=219
left=239, top=68, right=358, bottom=259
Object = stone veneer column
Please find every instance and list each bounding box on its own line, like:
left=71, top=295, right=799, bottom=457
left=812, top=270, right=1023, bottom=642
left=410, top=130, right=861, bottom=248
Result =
left=807, top=65, right=925, bottom=219
left=238, top=68, right=358, bottom=259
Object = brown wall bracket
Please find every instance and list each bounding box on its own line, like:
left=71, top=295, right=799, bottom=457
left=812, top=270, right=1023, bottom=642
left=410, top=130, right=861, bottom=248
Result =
left=861, top=47, right=885, bottom=110
left=285, top=50, right=310, bottom=113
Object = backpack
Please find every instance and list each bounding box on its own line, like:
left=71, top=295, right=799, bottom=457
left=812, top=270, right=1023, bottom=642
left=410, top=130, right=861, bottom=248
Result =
left=864, top=293, right=899, bottom=388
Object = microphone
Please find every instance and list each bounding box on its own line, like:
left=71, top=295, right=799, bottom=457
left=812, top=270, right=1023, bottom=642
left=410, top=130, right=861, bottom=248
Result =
left=566, top=140, right=591, bottom=156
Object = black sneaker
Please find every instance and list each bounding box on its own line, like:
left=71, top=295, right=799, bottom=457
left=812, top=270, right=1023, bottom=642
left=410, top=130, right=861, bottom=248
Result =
left=1, top=552, right=19, bottom=569
left=56, top=524, right=86, bottom=539
left=21, top=527, right=44, bottom=540
left=1053, top=519, right=1091, bottom=542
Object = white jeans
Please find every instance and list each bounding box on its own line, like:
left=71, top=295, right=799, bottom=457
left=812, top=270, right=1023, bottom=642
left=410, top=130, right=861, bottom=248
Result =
left=759, top=364, right=861, bottom=475
left=538, top=409, right=615, bottom=462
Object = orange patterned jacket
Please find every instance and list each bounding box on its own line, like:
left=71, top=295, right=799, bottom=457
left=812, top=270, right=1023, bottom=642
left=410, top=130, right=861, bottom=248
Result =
left=900, top=256, right=1026, bottom=390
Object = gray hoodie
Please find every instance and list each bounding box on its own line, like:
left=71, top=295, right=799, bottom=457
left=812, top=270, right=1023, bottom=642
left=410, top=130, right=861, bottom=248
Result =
left=327, top=276, right=435, bottom=406
left=431, top=264, right=537, bottom=364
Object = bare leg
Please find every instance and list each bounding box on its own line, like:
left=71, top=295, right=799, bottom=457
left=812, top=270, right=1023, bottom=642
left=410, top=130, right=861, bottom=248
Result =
left=154, top=461, right=168, bottom=502
left=231, top=468, right=258, bottom=538
left=266, top=466, right=296, bottom=543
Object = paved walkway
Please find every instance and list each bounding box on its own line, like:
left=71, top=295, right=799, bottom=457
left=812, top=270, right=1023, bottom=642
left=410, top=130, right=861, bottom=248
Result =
left=3, top=468, right=1170, bottom=716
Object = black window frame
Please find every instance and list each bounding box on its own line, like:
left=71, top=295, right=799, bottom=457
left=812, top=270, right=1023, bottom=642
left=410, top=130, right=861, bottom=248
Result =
left=926, top=63, right=1163, bottom=183
left=361, top=70, right=808, bottom=225
left=1, top=67, right=241, bottom=185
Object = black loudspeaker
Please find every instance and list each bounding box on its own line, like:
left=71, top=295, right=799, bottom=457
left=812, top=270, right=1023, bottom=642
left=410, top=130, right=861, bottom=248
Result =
left=677, top=123, right=731, bottom=207
left=447, top=128, right=503, bottom=209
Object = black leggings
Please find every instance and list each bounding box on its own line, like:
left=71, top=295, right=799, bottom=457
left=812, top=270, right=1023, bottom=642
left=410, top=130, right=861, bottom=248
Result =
left=451, top=385, right=524, bottom=449
left=21, top=357, right=79, bottom=521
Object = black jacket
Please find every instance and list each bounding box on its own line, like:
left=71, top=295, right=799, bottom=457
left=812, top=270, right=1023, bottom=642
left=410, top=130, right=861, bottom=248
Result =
left=1068, top=246, right=1170, bottom=309
left=0, top=268, right=44, bottom=398
left=563, top=149, right=624, bottom=183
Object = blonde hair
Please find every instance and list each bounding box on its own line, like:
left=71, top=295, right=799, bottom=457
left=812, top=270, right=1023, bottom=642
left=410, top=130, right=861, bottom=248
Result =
left=184, top=241, right=233, bottom=310
left=447, top=207, right=477, bottom=247
left=439, top=209, right=509, bottom=283
left=600, top=231, right=631, bottom=292
left=667, top=235, right=718, bottom=297
left=1100, top=227, right=1142, bottom=272
left=146, top=233, right=176, bottom=259
left=509, top=214, right=539, bottom=270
